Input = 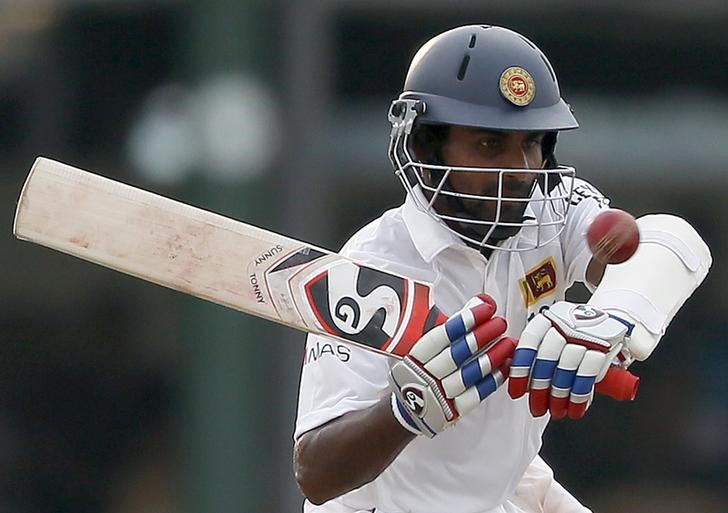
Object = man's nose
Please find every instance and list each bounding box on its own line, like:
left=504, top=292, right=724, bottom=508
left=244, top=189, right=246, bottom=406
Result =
left=501, top=147, right=532, bottom=170
left=501, top=175, right=534, bottom=197
left=501, top=152, right=536, bottom=196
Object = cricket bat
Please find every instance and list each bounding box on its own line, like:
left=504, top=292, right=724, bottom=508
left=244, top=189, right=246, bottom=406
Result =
left=13, top=157, right=638, bottom=401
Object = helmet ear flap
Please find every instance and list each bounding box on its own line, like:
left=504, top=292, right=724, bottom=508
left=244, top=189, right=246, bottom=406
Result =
left=539, top=132, right=562, bottom=193
left=410, top=124, right=448, bottom=166
left=542, top=132, right=558, bottom=167
left=409, top=124, right=449, bottom=190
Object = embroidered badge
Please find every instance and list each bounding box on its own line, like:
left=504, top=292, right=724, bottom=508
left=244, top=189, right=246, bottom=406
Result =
left=519, top=257, right=557, bottom=306
left=499, top=66, right=535, bottom=106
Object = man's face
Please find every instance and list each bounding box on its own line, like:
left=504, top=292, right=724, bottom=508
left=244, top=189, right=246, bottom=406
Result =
left=429, top=126, right=545, bottom=242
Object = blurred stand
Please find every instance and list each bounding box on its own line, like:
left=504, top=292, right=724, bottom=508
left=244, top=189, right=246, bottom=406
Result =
left=0, top=1, right=726, bottom=513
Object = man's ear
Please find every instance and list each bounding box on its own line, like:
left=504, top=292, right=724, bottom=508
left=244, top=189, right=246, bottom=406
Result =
left=409, top=137, right=436, bottom=186
left=411, top=124, right=449, bottom=166
left=541, top=132, right=558, bottom=169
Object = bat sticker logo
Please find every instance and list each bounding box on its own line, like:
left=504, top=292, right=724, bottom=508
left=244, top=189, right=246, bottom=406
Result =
left=334, top=297, right=361, bottom=332
left=327, top=262, right=401, bottom=336
left=305, top=261, right=404, bottom=348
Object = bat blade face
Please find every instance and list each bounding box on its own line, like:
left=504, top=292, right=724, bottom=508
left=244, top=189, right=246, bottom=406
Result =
left=13, top=158, right=439, bottom=358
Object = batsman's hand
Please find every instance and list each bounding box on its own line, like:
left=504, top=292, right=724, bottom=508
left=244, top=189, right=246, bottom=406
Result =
left=389, top=294, right=516, bottom=438
left=508, top=302, right=633, bottom=419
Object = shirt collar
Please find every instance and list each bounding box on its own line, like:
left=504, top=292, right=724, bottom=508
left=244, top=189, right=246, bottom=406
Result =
left=402, top=187, right=543, bottom=258
left=402, top=187, right=465, bottom=263
left=512, top=197, right=541, bottom=248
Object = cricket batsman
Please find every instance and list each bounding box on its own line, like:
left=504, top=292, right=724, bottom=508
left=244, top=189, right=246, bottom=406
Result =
left=293, top=25, right=711, bottom=513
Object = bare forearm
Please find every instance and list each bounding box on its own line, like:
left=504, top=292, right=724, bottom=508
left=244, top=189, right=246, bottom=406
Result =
left=294, top=395, right=415, bottom=505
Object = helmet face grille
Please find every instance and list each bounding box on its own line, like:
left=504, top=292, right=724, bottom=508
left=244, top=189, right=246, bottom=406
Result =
left=387, top=99, right=575, bottom=252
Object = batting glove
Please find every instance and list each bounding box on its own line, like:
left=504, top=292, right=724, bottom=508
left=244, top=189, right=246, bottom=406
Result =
left=508, top=302, right=634, bottom=419
left=389, top=294, right=516, bottom=437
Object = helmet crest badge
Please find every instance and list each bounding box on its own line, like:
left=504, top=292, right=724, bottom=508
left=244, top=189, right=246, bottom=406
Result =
left=499, top=67, right=535, bottom=106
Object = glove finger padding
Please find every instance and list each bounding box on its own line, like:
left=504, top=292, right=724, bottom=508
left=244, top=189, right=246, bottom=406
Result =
left=548, top=344, right=586, bottom=419
left=568, top=350, right=605, bottom=419
left=424, top=316, right=508, bottom=378
left=390, top=294, right=512, bottom=437
left=441, top=336, right=516, bottom=398
left=508, top=315, right=552, bottom=398
left=528, top=329, right=567, bottom=417
left=508, top=302, right=631, bottom=419
left=452, top=338, right=516, bottom=416
left=410, top=296, right=496, bottom=363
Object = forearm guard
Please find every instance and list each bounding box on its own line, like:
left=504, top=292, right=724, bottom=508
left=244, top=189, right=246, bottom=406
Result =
left=588, top=214, right=712, bottom=363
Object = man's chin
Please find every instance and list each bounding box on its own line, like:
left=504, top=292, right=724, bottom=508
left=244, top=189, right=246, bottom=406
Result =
left=436, top=199, right=529, bottom=245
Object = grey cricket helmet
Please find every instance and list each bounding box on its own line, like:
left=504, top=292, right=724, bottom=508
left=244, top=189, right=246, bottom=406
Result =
left=387, top=25, right=579, bottom=252
left=399, top=24, right=578, bottom=132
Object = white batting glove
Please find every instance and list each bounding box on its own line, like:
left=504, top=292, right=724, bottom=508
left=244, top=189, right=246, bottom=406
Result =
left=389, top=294, right=516, bottom=437
left=508, top=302, right=634, bottom=419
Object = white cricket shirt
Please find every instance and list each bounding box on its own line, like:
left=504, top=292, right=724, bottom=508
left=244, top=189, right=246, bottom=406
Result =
left=295, top=178, right=607, bottom=513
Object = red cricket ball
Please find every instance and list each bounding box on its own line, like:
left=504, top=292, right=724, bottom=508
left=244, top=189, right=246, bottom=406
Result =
left=586, top=209, right=640, bottom=264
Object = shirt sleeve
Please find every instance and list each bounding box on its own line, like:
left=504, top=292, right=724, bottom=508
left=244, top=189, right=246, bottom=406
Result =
left=293, top=223, right=434, bottom=440
left=508, top=455, right=592, bottom=513
left=294, top=332, right=392, bottom=440
left=558, top=177, right=610, bottom=289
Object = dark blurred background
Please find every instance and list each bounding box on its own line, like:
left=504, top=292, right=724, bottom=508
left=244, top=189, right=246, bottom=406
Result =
left=1, top=1, right=726, bottom=512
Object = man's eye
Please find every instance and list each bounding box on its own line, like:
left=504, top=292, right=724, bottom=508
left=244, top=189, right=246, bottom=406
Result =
left=480, top=139, right=500, bottom=149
